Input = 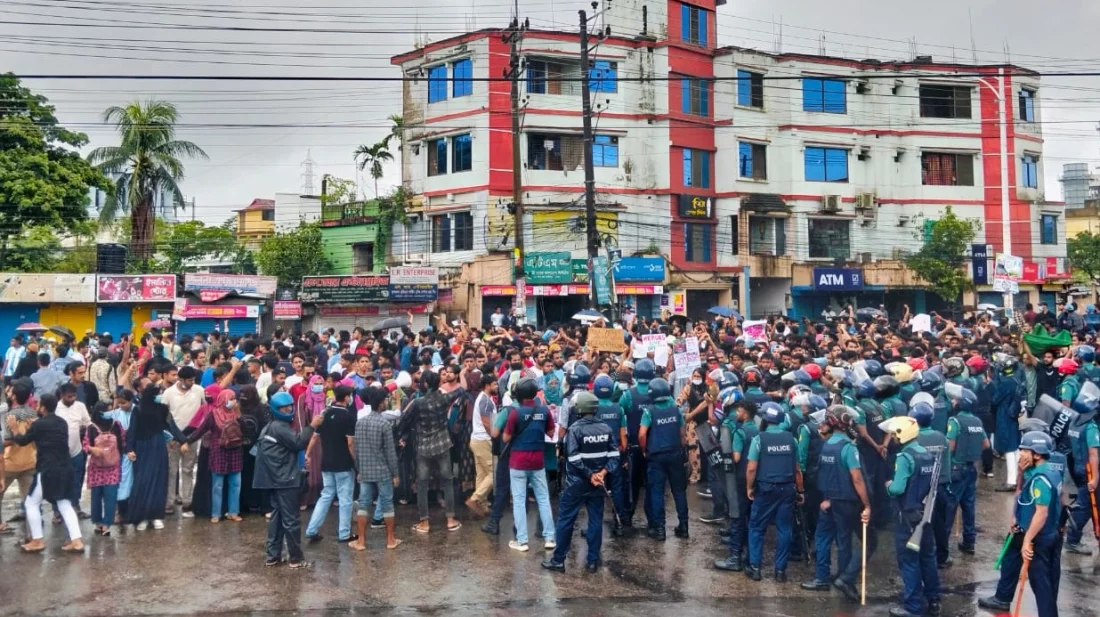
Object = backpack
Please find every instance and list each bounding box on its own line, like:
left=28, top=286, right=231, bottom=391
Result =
left=220, top=419, right=244, bottom=449
left=91, top=426, right=120, bottom=468
left=4, top=415, right=36, bottom=472
left=239, top=414, right=260, bottom=446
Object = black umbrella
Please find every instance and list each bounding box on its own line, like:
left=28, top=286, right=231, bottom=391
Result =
left=48, top=325, right=75, bottom=341
left=370, top=316, right=410, bottom=331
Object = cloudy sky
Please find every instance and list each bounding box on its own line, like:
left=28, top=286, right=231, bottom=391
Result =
left=6, top=0, right=1099, bottom=225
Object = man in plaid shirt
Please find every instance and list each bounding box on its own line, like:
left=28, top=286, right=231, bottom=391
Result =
left=350, top=405, right=401, bottom=551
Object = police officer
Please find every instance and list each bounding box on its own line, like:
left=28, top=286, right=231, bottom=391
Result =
left=1076, top=345, right=1100, bottom=388
left=745, top=402, right=804, bottom=582
left=562, top=363, right=592, bottom=428
left=803, top=362, right=830, bottom=399
left=944, top=384, right=989, bottom=556
left=638, top=377, right=689, bottom=541
left=888, top=362, right=920, bottom=405
left=592, top=374, right=630, bottom=536
left=910, top=399, right=954, bottom=570
left=619, top=358, right=656, bottom=533
left=542, top=392, right=620, bottom=573
left=743, top=367, right=773, bottom=406
left=1063, top=383, right=1100, bottom=555
left=880, top=415, right=940, bottom=617
left=854, top=376, right=889, bottom=528
left=1056, top=358, right=1081, bottom=407
left=788, top=391, right=826, bottom=562
left=978, top=432, right=1062, bottom=617
left=714, top=399, right=758, bottom=572
left=921, top=369, right=950, bottom=435
left=801, top=405, right=872, bottom=603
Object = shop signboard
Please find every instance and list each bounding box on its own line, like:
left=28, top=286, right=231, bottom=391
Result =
left=173, top=302, right=259, bottom=320
left=593, top=256, right=612, bottom=305
left=971, top=244, right=989, bottom=285
left=388, top=266, right=439, bottom=285
left=97, top=274, right=176, bottom=302
left=677, top=195, right=712, bottom=218
left=613, top=256, right=664, bottom=282
left=523, top=252, right=573, bottom=284
left=812, top=267, right=864, bottom=292
left=273, top=301, right=302, bottom=320
left=299, top=275, right=389, bottom=303
left=0, top=273, right=96, bottom=303
left=184, top=274, right=277, bottom=302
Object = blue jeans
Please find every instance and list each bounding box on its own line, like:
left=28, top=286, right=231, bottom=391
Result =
left=894, top=512, right=940, bottom=614
left=306, top=470, right=355, bottom=540
left=90, top=484, right=118, bottom=527
left=946, top=465, right=977, bottom=547
left=748, top=481, right=795, bottom=572
left=509, top=468, right=554, bottom=545
left=211, top=472, right=241, bottom=518
left=357, top=479, right=395, bottom=519
left=69, top=452, right=86, bottom=508
left=552, top=483, right=604, bottom=566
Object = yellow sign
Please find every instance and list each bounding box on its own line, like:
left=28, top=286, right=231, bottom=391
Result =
left=587, top=326, right=627, bottom=352
left=531, top=210, right=619, bottom=246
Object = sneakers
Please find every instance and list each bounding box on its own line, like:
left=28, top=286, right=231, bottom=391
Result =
left=181, top=511, right=195, bottom=519
left=540, top=558, right=565, bottom=572
left=995, top=484, right=1017, bottom=492
left=674, top=523, right=689, bottom=539
left=481, top=519, right=500, bottom=535
left=544, top=539, right=557, bottom=550
left=371, top=518, right=385, bottom=529
left=697, top=488, right=712, bottom=498
left=713, top=555, right=743, bottom=572
left=152, top=520, right=164, bottom=530
left=699, top=513, right=725, bottom=524
left=800, top=580, right=831, bottom=591
left=508, top=540, right=529, bottom=552
left=774, top=571, right=787, bottom=583
left=957, top=542, right=975, bottom=555
left=888, top=608, right=921, bottom=617
left=135, top=521, right=148, bottom=531
left=744, top=565, right=762, bottom=581
left=833, top=579, right=859, bottom=602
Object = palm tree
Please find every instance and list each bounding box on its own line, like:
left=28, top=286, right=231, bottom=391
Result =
left=353, top=140, right=393, bottom=198
left=87, top=101, right=208, bottom=263
left=386, top=114, right=404, bottom=147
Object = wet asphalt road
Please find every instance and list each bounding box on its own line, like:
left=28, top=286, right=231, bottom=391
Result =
left=1, top=461, right=1098, bottom=617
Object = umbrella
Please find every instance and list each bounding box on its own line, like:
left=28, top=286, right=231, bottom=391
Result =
left=48, top=325, right=75, bottom=341
left=976, top=303, right=999, bottom=312
left=15, top=322, right=47, bottom=332
left=369, top=316, right=410, bottom=331
left=854, top=307, right=885, bottom=321
left=143, top=319, right=172, bottom=329
left=572, top=309, right=605, bottom=323
left=707, top=306, right=743, bottom=321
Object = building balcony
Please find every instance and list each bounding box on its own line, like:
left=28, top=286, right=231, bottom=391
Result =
left=321, top=201, right=380, bottom=226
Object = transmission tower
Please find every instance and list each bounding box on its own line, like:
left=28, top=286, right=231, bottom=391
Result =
left=300, top=150, right=317, bottom=195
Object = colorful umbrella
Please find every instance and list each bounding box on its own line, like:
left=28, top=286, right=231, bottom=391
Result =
left=15, top=322, right=47, bottom=332
left=143, top=319, right=172, bottom=329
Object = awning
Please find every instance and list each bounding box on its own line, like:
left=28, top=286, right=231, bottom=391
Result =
left=741, top=193, right=789, bottom=213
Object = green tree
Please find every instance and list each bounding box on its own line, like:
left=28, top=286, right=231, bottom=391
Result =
left=353, top=140, right=393, bottom=198
left=87, top=101, right=208, bottom=263
left=320, top=175, right=357, bottom=206
left=1068, top=231, right=1100, bottom=282
left=386, top=114, right=404, bottom=146
left=905, top=206, right=980, bottom=304
left=0, top=73, right=109, bottom=250
left=155, top=220, right=240, bottom=273
left=254, top=223, right=331, bottom=288
left=374, top=186, right=410, bottom=266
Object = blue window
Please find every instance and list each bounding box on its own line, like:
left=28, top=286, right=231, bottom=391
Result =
left=802, top=78, right=846, bottom=113
left=452, top=134, right=472, bottom=172
left=681, top=78, right=710, bottom=116
left=1021, top=154, right=1038, bottom=188
left=685, top=223, right=712, bottom=263
left=1041, top=214, right=1057, bottom=245
left=683, top=149, right=711, bottom=188
left=1019, top=88, right=1035, bottom=123
left=452, top=59, right=472, bottom=98
left=428, top=138, right=447, bottom=176
left=737, top=70, right=764, bottom=108
left=593, top=135, right=618, bottom=167
left=804, top=147, right=849, bottom=182
left=738, top=141, right=766, bottom=180
left=427, top=65, right=448, bottom=103
left=589, top=60, right=618, bottom=93
left=526, top=60, right=547, bottom=94
left=680, top=4, right=708, bottom=46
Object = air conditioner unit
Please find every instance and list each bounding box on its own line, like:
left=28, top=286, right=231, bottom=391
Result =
left=822, top=194, right=842, bottom=213
left=855, top=192, right=877, bottom=210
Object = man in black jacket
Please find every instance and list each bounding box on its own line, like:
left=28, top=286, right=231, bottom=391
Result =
left=255, top=391, right=323, bottom=568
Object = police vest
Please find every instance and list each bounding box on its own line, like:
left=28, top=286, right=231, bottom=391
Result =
left=736, top=421, right=759, bottom=480
left=566, top=417, right=615, bottom=487
left=785, top=409, right=805, bottom=436
left=859, top=400, right=885, bottom=444
left=645, top=403, right=681, bottom=456
left=1079, top=363, right=1100, bottom=387
left=756, top=430, right=796, bottom=484
left=899, top=382, right=920, bottom=405
left=1059, top=376, right=1080, bottom=403
left=514, top=405, right=549, bottom=452
left=1015, top=469, right=1062, bottom=544
left=810, top=382, right=830, bottom=399
left=744, top=389, right=772, bottom=407
left=626, top=386, right=650, bottom=445
left=931, top=392, right=951, bottom=434
left=1048, top=451, right=1068, bottom=481
left=896, top=447, right=935, bottom=513
left=1067, top=419, right=1095, bottom=481
left=882, top=397, right=907, bottom=420
left=817, top=438, right=859, bottom=502
left=916, top=430, right=951, bottom=486
left=596, top=401, right=622, bottom=438
left=803, top=420, right=824, bottom=477
left=951, top=413, right=985, bottom=464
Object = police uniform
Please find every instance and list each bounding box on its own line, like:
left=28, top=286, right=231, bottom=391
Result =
left=595, top=397, right=629, bottom=532
left=786, top=410, right=818, bottom=561
left=1064, top=418, right=1099, bottom=549
left=641, top=399, right=688, bottom=537
left=747, top=425, right=800, bottom=578
left=744, top=387, right=773, bottom=408
left=916, top=426, right=953, bottom=567
left=856, top=397, right=889, bottom=527
left=1078, top=361, right=1100, bottom=388
left=728, top=417, right=759, bottom=564
left=931, top=387, right=951, bottom=435
left=811, top=433, right=868, bottom=591
left=887, top=441, right=940, bottom=617
left=547, top=414, right=620, bottom=570
left=620, top=385, right=654, bottom=528
left=946, top=411, right=987, bottom=551
left=1058, top=374, right=1081, bottom=405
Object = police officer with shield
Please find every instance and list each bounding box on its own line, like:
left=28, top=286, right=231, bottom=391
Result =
left=1062, top=382, right=1100, bottom=555
left=714, top=399, right=759, bottom=572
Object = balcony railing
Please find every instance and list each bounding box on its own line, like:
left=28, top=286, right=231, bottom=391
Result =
left=321, top=201, right=379, bottom=224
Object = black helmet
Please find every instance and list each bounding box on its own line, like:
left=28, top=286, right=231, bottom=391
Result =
left=512, top=377, right=539, bottom=402
left=634, top=358, right=656, bottom=382
left=568, top=364, right=592, bottom=387
left=874, top=375, right=900, bottom=398
left=647, top=377, right=672, bottom=400
left=573, top=391, right=599, bottom=416
left=943, top=357, right=966, bottom=378
left=1000, top=356, right=1019, bottom=377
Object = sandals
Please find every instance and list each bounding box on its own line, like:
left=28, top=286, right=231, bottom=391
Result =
left=19, top=543, right=45, bottom=553
left=225, top=515, right=243, bottom=522
left=288, top=560, right=312, bottom=569
left=447, top=521, right=462, bottom=532
left=411, top=523, right=430, bottom=534
left=61, top=543, right=85, bottom=553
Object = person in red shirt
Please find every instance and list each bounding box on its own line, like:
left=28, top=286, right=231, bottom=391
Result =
left=503, top=377, right=557, bottom=552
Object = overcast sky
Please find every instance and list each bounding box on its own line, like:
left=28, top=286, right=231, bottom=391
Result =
left=6, top=0, right=1099, bottom=225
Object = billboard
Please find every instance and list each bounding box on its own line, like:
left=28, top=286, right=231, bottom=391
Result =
left=97, top=275, right=176, bottom=303
left=0, top=274, right=96, bottom=303
left=184, top=274, right=277, bottom=302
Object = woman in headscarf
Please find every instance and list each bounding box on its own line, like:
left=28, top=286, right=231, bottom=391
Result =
left=188, top=384, right=223, bottom=519
left=297, top=375, right=327, bottom=508
left=126, top=375, right=188, bottom=531
left=186, top=389, right=244, bottom=523
left=678, top=366, right=711, bottom=485
left=237, top=385, right=269, bottom=515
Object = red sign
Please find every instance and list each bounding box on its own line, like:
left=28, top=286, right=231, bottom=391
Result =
left=317, top=304, right=430, bottom=317
left=97, top=275, right=176, bottom=303
left=1045, top=257, right=1070, bottom=279
left=616, top=284, right=663, bottom=295
left=1021, top=261, right=1042, bottom=282
left=273, top=301, right=302, bottom=320
left=174, top=303, right=259, bottom=320
left=481, top=285, right=517, bottom=296
left=437, top=288, right=454, bottom=303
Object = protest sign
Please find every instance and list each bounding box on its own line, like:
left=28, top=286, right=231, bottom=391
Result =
left=587, top=326, right=627, bottom=352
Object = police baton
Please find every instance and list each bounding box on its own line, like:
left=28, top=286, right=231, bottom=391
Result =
left=994, top=532, right=1013, bottom=570
left=1013, top=556, right=1030, bottom=617
left=861, top=522, right=868, bottom=606
left=601, top=480, right=623, bottom=528
left=1087, top=465, right=1100, bottom=546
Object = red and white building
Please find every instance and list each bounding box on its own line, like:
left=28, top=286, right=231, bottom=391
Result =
left=389, top=0, right=1066, bottom=324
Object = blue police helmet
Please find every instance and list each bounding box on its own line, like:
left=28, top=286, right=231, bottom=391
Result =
left=1019, top=431, right=1054, bottom=456
left=759, top=402, right=785, bottom=425
left=908, top=402, right=934, bottom=427
left=944, top=382, right=977, bottom=412
left=716, top=370, right=739, bottom=391
left=568, top=363, right=592, bottom=387
left=862, top=359, right=884, bottom=378
left=794, top=369, right=812, bottom=386
left=1076, top=345, right=1097, bottom=364
left=856, top=380, right=877, bottom=399
left=592, top=374, right=615, bottom=399
left=920, top=369, right=944, bottom=393
left=720, top=387, right=744, bottom=410
left=647, top=377, right=672, bottom=401
left=634, top=358, right=656, bottom=382
left=805, top=394, right=828, bottom=412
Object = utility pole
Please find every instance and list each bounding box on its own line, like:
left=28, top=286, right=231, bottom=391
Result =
left=504, top=13, right=527, bottom=323
left=580, top=7, right=600, bottom=310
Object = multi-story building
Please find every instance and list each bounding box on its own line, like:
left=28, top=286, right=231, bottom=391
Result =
left=235, top=198, right=276, bottom=250
left=389, top=1, right=1067, bottom=325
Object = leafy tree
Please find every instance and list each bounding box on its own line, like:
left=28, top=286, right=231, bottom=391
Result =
left=320, top=175, right=357, bottom=206
left=386, top=114, right=404, bottom=146
left=374, top=186, right=410, bottom=266
left=87, top=101, right=208, bottom=263
left=153, top=220, right=239, bottom=273
left=254, top=223, right=331, bottom=288
left=905, top=206, right=979, bottom=304
left=1067, top=231, right=1100, bottom=282
left=353, top=140, right=393, bottom=198
left=0, top=73, right=109, bottom=240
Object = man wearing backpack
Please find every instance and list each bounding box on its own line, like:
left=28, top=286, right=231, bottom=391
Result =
left=1, top=381, right=38, bottom=533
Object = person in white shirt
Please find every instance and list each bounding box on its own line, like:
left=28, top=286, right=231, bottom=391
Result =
left=256, top=355, right=276, bottom=404
left=56, top=382, right=92, bottom=518
left=161, top=365, right=204, bottom=515
left=490, top=307, right=505, bottom=328
left=3, top=335, right=26, bottom=382
left=465, top=372, right=497, bottom=514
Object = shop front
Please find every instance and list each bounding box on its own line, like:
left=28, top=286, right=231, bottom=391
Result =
left=176, top=274, right=278, bottom=337
left=300, top=271, right=438, bottom=333
left=0, top=274, right=97, bottom=340
left=613, top=256, right=666, bottom=320
left=96, top=274, right=177, bottom=337
left=173, top=301, right=262, bottom=337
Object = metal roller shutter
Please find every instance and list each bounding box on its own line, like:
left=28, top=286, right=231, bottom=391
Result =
left=0, top=305, right=40, bottom=342
left=176, top=318, right=220, bottom=338
left=96, top=305, right=133, bottom=338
